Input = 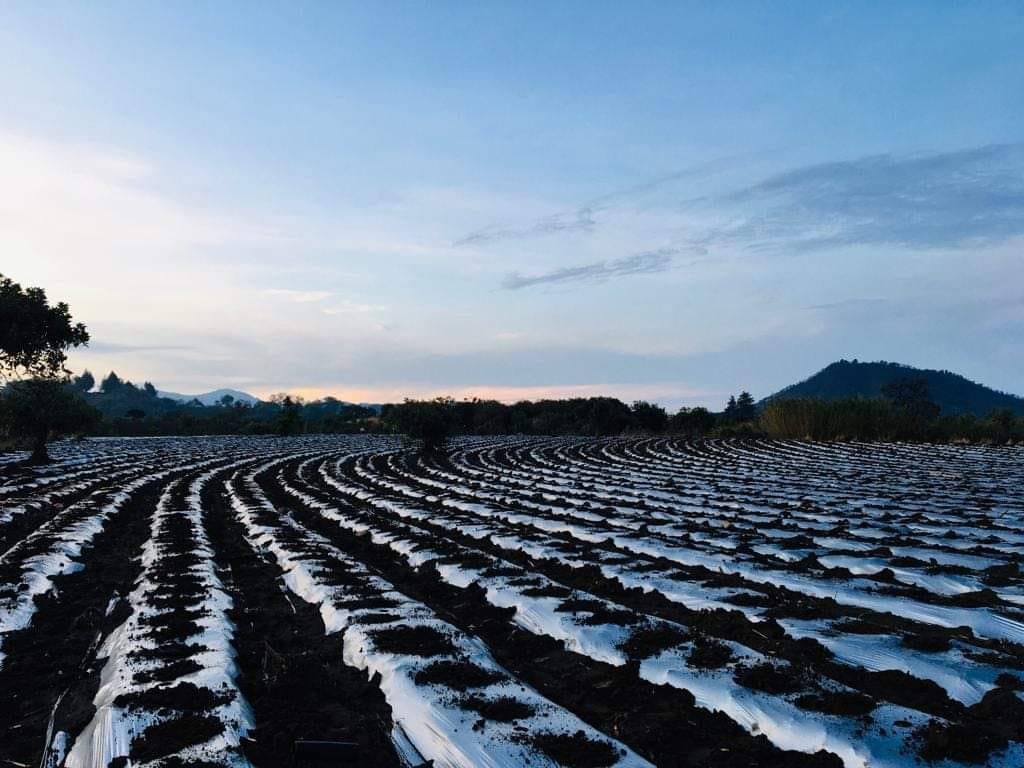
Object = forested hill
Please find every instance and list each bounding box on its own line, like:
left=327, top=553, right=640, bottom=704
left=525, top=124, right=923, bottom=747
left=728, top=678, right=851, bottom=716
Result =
left=765, top=360, right=1024, bottom=416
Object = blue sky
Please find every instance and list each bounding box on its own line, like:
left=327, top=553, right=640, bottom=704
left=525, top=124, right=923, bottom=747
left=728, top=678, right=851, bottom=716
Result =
left=2, top=2, right=1022, bottom=406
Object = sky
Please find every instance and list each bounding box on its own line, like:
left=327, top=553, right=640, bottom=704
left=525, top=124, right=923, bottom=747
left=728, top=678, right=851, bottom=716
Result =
left=2, top=2, right=1022, bottom=408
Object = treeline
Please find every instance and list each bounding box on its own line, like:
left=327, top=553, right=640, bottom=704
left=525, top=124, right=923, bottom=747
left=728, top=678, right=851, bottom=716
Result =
left=381, top=393, right=758, bottom=450
left=64, top=371, right=380, bottom=436
left=385, top=380, right=1024, bottom=450
left=383, top=396, right=721, bottom=438
left=10, top=368, right=1022, bottom=451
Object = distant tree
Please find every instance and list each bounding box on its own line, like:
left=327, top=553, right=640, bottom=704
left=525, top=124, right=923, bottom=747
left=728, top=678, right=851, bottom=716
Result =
left=722, top=392, right=756, bottom=423
left=143, top=382, right=158, bottom=398
left=100, top=371, right=124, bottom=393
left=385, top=397, right=455, bottom=453
left=0, top=380, right=100, bottom=463
left=219, top=394, right=235, bottom=408
left=275, top=395, right=303, bottom=435
left=630, top=400, right=668, bottom=432
left=670, top=406, right=716, bottom=434
left=722, top=395, right=739, bottom=421
left=72, top=370, right=96, bottom=392
left=736, top=391, right=757, bottom=421
left=0, top=274, right=90, bottom=381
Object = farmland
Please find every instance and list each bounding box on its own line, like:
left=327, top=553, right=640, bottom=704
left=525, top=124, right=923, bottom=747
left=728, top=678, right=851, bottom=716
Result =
left=1, top=436, right=1022, bottom=768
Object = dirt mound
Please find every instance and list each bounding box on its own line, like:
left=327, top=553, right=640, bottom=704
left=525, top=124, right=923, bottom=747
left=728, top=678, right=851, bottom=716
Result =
left=687, top=637, right=735, bottom=669
left=734, top=662, right=805, bottom=694
left=115, top=682, right=227, bottom=711
left=414, top=661, right=507, bottom=691
left=369, top=625, right=457, bottom=656
left=131, top=713, right=225, bottom=761
left=618, top=624, right=688, bottom=660
left=532, top=730, right=620, bottom=768
left=795, top=691, right=877, bottom=717
left=461, top=695, right=535, bottom=722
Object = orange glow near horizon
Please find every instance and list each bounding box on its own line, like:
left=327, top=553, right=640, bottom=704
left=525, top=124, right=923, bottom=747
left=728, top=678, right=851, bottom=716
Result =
left=252, top=383, right=718, bottom=406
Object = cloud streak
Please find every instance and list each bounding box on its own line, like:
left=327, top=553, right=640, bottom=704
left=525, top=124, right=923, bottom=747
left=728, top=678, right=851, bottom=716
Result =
left=455, top=207, right=597, bottom=246
left=454, top=154, right=749, bottom=247
left=501, top=249, right=675, bottom=290
left=704, top=143, right=1024, bottom=252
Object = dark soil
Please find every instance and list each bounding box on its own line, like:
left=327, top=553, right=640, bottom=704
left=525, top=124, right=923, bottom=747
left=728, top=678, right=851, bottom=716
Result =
left=687, top=636, right=735, bottom=669
left=795, top=691, right=877, bottom=717
left=901, top=632, right=953, bottom=653
left=734, top=663, right=806, bottom=695
left=521, top=583, right=573, bottom=598
left=460, top=695, right=535, bottom=722
left=532, top=730, right=621, bottom=767
left=369, top=625, right=457, bottom=657
left=115, top=681, right=227, bottom=711
left=618, top=623, right=688, bottom=660
left=414, top=660, right=508, bottom=691
left=131, top=713, right=225, bottom=761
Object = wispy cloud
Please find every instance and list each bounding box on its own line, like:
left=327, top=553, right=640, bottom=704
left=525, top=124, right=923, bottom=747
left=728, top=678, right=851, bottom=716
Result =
left=454, top=155, right=748, bottom=247
left=703, top=143, right=1024, bottom=252
left=501, top=248, right=676, bottom=290
left=455, top=206, right=597, bottom=246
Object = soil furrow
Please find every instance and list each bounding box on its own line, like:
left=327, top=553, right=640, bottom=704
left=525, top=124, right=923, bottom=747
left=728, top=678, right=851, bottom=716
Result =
left=203, top=467, right=401, bottom=767
left=0, top=475, right=169, bottom=764
left=265, top=458, right=843, bottom=768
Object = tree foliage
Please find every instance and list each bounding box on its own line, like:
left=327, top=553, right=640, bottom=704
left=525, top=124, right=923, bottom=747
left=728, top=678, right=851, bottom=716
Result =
left=385, top=398, right=455, bottom=453
left=72, top=369, right=96, bottom=392
left=101, top=371, right=124, bottom=393
left=0, top=274, right=89, bottom=381
left=723, top=391, right=757, bottom=422
left=669, top=406, right=716, bottom=434
left=630, top=401, right=669, bottom=432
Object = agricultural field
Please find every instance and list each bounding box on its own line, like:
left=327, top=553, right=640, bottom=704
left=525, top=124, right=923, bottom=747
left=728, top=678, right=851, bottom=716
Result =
left=0, top=436, right=1022, bottom=768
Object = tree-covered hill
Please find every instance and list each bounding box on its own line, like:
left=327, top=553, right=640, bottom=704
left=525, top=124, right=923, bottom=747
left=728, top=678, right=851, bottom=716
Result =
left=764, top=360, right=1024, bottom=416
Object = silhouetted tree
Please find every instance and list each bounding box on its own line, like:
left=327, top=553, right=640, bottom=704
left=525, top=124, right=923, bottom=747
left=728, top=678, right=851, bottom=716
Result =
left=275, top=395, right=303, bottom=435
left=736, top=391, right=757, bottom=421
left=143, top=382, right=158, bottom=397
left=670, top=406, right=716, bottom=434
left=723, top=395, right=739, bottom=421
left=385, top=398, right=455, bottom=453
left=631, top=400, right=668, bottom=432
left=72, top=370, right=95, bottom=392
left=0, top=274, right=90, bottom=381
left=101, top=371, right=124, bottom=394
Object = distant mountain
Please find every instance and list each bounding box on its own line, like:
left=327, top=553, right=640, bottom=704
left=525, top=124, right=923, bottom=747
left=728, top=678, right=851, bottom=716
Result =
left=158, top=388, right=261, bottom=406
left=764, top=360, right=1024, bottom=416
